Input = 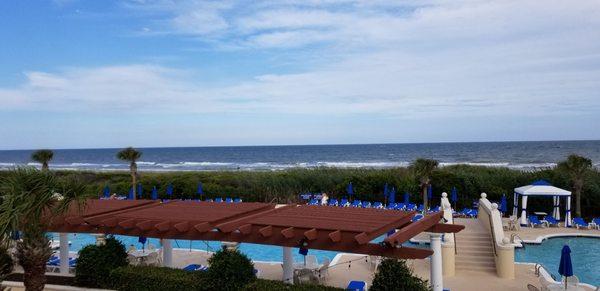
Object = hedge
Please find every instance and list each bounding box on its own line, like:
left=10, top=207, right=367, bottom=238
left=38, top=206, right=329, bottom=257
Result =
left=244, top=279, right=343, bottom=290
left=109, top=266, right=209, bottom=291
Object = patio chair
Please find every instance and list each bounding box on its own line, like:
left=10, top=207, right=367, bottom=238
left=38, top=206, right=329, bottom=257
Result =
left=591, top=217, right=600, bottom=230
left=351, top=200, right=362, bottom=208
left=572, top=217, right=590, bottom=229
left=528, top=215, right=547, bottom=228
left=305, top=255, right=319, bottom=270
left=543, top=216, right=560, bottom=227
left=373, top=202, right=383, bottom=209
left=340, top=198, right=349, bottom=207
left=127, top=254, right=141, bottom=266
left=328, top=199, right=339, bottom=206
left=412, top=214, right=424, bottom=222
left=315, top=257, right=330, bottom=282
left=183, top=264, right=208, bottom=272
left=346, top=280, right=367, bottom=291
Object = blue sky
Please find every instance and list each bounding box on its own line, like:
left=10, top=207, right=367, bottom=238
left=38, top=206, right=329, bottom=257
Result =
left=1, top=0, right=599, bottom=150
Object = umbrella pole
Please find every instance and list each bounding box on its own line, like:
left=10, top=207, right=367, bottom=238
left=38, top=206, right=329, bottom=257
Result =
left=564, top=276, right=567, bottom=290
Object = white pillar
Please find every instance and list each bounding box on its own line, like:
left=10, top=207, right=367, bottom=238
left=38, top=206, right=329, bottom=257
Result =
left=282, top=247, right=294, bottom=284
left=430, top=233, right=443, bottom=291
left=59, top=233, right=69, bottom=275
left=565, top=196, right=572, bottom=227
left=519, top=195, right=528, bottom=226
left=512, top=193, right=518, bottom=217
left=162, top=239, right=173, bottom=267
left=553, top=196, right=561, bottom=220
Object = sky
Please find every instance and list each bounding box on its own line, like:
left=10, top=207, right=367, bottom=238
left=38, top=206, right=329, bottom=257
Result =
left=1, top=0, right=599, bottom=150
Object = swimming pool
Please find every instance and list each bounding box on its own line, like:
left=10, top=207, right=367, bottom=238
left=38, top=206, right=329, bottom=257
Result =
left=49, top=233, right=400, bottom=265
left=515, top=237, right=600, bottom=286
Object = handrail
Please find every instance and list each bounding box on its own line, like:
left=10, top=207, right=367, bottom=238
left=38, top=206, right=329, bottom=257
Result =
left=487, top=210, right=497, bottom=256
left=510, top=234, right=524, bottom=249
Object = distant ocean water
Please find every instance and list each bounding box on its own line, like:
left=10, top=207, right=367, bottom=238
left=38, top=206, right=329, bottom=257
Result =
left=0, top=141, right=598, bottom=172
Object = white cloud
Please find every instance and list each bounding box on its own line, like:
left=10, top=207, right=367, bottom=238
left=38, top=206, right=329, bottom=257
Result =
left=2, top=0, right=600, bottom=120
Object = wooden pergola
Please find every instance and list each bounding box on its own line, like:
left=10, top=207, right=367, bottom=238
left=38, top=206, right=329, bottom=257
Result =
left=49, top=199, right=463, bottom=259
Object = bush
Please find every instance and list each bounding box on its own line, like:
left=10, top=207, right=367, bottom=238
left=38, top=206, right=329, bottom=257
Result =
left=243, top=279, right=342, bottom=290
left=206, top=248, right=256, bottom=290
left=75, top=236, right=128, bottom=288
left=370, top=259, right=429, bottom=291
left=109, top=265, right=208, bottom=291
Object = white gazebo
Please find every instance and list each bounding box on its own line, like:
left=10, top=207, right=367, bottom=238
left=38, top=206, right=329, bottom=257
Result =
left=513, top=180, right=572, bottom=227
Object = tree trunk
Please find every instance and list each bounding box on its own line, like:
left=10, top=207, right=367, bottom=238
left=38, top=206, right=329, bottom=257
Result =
left=422, top=185, right=428, bottom=214
left=41, top=162, right=48, bottom=171
left=130, top=162, right=137, bottom=200
left=17, top=232, right=52, bottom=291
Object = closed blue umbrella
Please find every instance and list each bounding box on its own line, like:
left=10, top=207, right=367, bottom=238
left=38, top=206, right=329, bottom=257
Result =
left=500, top=194, right=508, bottom=214
left=389, top=187, right=396, bottom=204
left=346, top=182, right=354, bottom=197
left=103, top=186, right=110, bottom=198
left=151, top=186, right=158, bottom=200
left=197, top=182, right=204, bottom=199
left=166, top=184, right=173, bottom=198
left=138, top=236, right=147, bottom=252
left=128, top=187, right=134, bottom=200
left=427, top=185, right=433, bottom=200
left=451, top=187, right=458, bottom=203
left=137, top=183, right=143, bottom=198
left=558, top=245, right=573, bottom=289
left=404, top=192, right=410, bottom=204
left=383, top=183, right=389, bottom=203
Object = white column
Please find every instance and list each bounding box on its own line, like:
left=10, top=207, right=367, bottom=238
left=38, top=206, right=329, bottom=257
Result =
left=430, top=233, right=443, bottom=291
left=520, top=195, right=528, bottom=226
left=282, top=247, right=294, bottom=284
left=59, top=233, right=69, bottom=275
left=162, top=239, right=173, bottom=267
left=565, top=196, right=572, bottom=227
left=556, top=197, right=561, bottom=220
left=512, top=193, right=518, bottom=217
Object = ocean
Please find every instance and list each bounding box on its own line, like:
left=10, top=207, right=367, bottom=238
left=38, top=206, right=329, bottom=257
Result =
left=0, top=140, right=598, bottom=172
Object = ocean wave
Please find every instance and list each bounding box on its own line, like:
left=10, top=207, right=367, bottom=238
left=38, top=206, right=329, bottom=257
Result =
left=315, top=161, right=407, bottom=168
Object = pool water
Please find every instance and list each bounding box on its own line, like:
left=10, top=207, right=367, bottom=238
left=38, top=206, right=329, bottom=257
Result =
left=49, top=233, right=403, bottom=265
left=515, top=237, right=600, bottom=286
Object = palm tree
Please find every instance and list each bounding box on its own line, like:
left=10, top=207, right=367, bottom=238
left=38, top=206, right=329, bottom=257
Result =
left=0, top=168, right=88, bottom=291
left=31, top=150, right=54, bottom=171
left=116, top=147, right=142, bottom=199
left=410, top=158, right=439, bottom=213
left=557, top=154, right=592, bottom=217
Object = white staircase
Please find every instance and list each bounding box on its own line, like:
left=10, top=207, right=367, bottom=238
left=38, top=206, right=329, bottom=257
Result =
left=454, top=218, right=496, bottom=273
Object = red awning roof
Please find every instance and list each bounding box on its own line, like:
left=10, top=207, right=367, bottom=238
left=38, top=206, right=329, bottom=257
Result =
left=49, top=200, right=464, bottom=259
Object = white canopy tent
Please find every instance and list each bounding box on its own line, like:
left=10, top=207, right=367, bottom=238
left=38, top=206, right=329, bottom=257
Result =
left=513, top=180, right=572, bottom=227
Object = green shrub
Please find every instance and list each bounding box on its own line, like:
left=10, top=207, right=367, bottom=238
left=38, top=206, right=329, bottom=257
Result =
left=244, top=279, right=343, bottom=290
left=206, top=248, right=256, bottom=290
left=75, top=236, right=128, bottom=288
left=109, top=265, right=208, bottom=291
left=370, top=259, right=429, bottom=291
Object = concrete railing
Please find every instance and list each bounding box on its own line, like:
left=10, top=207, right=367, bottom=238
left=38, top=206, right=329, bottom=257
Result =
left=478, top=193, right=515, bottom=279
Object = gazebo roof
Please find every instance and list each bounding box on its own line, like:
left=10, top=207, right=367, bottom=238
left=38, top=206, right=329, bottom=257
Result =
left=514, top=180, right=571, bottom=196
left=49, top=199, right=463, bottom=259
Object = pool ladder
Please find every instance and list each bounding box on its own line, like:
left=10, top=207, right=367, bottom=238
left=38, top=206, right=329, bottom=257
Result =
left=534, top=264, right=556, bottom=281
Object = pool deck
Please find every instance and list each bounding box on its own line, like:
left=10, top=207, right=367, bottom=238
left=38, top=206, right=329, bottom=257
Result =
left=503, top=220, right=600, bottom=245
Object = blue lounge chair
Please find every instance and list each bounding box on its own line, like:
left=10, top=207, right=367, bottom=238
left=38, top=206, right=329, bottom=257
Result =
left=233, top=198, right=242, bottom=203
left=386, top=203, right=397, bottom=210
left=543, top=216, right=560, bottom=227
left=406, top=203, right=417, bottom=211
left=395, top=203, right=406, bottom=210
left=362, top=201, right=371, bottom=208
left=183, top=264, right=208, bottom=272
left=572, top=217, right=589, bottom=229
left=351, top=200, right=362, bottom=208
left=205, top=198, right=213, bottom=202
left=417, top=204, right=425, bottom=212
left=429, top=206, right=441, bottom=213
left=308, top=199, right=319, bottom=206
left=592, top=218, right=600, bottom=230
left=340, top=199, right=349, bottom=207
left=328, top=199, right=339, bottom=206
left=412, top=214, right=424, bottom=222
left=225, top=197, right=233, bottom=203
left=346, top=280, right=367, bottom=291
left=214, top=197, right=223, bottom=203
left=373, top=202, right=383, bottom=209
left=528, top=215, right=546, bottom=228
